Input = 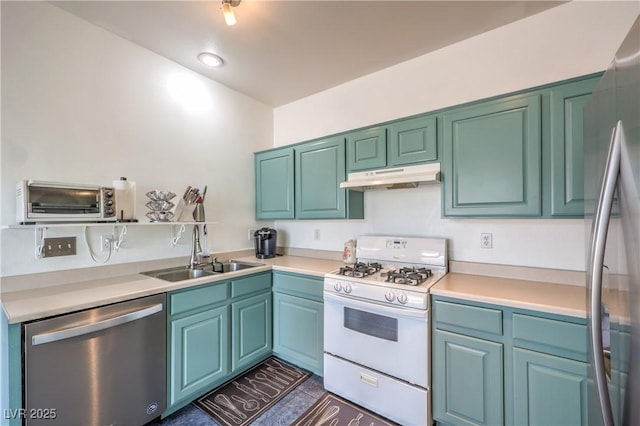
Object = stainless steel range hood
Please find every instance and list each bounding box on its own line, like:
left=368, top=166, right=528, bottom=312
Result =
left=339, top=163, right=440, bottom=191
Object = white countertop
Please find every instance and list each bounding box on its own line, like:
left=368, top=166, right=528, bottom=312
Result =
left=1, top=255, right=343, bottom=324
left=430, top=273, right=587, bottom=318
left=2, top=254, right=592, bottom=324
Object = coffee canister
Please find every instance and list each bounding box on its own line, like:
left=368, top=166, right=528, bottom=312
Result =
left=343, top=239, right=356, bottom=263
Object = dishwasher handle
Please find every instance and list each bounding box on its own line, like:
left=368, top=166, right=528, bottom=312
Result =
left=32, top=303, right=163, bottom=346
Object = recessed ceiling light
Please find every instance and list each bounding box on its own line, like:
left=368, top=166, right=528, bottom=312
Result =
left=198, top=52, right=224, bottom=67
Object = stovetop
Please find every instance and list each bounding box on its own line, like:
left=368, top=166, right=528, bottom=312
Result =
left=323, top=236, right=448, bottom=309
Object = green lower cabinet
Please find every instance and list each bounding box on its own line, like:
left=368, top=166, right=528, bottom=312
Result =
left=231, top=292, right=272, bottom=372
left=273, top=292, right=324, bottom=375
left=433, top=329, right=504, bottom=426
left=169, top=305, right=229, bottom=406
left=513, top=348, right=589, bottom=426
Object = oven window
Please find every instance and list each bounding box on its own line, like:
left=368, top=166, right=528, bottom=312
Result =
left=344, top=307, right=398, bottom=341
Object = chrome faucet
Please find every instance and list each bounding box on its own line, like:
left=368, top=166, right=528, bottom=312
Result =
left=189, top=225, right=202, bottom=269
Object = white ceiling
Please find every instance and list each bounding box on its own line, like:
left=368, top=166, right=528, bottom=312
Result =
left=52, top=1, right=565, bottom=107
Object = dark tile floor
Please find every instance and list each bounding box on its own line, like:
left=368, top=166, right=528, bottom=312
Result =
left=155, top=374, right=325, bottom=426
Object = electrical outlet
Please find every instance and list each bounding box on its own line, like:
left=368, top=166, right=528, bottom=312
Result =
left=314, top=229, right=320, bottom=240
left=101, top=234, right=114, bottom=252
left=481, top=233, right=493, bottom=249
left=248, top=228, right=257, bottom=240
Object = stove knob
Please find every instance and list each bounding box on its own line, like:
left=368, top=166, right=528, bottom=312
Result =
left=333, top=281, right=342, bottom=292
left=385, top=291, right=396, bottom=302
left=398, top=293, right=408, bottom=304
left=343, top=283, right=352, bottom=293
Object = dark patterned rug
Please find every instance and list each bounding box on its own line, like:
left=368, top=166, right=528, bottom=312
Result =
left=292, top=392, right=398, bottom=426
left=193, top=357, right=311, bottom=426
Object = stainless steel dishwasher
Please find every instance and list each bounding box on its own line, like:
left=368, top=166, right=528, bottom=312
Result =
left=24, top=293, right=166, bottom=426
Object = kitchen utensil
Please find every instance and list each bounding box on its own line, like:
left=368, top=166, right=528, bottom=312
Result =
left=260, top=369, right=290, bottom=386
left=232, top=381, right=269, bottom=403
left=255, top=372, right=284, bottom=389
left=214, top=394, right=247, bottom=420
left=231, top=395, right=260, bottom=412
left=330, top=419, right=339, bottom=426
left=303, top=399, right=331, bottom=426
left=244, top=377, right=280, bottom=398
left=347, top=413, right=363, bottom=426
left=315, top=405, right=340, bottom=425
left=202, top=400, right=242, bottom=425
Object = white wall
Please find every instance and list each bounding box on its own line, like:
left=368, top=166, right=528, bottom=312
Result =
left=273, top=1, right=639, bottom=271
left=0, top=2, right=273, bottom=276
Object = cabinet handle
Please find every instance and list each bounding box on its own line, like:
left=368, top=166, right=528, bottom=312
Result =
left=588, top=120, right=622, bottom=426
left=32, top=303, right=163, bottom=345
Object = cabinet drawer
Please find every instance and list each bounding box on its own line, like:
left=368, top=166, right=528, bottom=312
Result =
left=273, top=272, right=323, bottom=301
left=433, top=300, right=503, bottom=336
left=231, top=272, right=271, bottom=299
left=170, top=282, right=228, bottom=316
left=512, top=314, right=587, bottom=361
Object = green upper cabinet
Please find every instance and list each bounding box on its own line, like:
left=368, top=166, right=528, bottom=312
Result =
left=345, top=116, right=438, bottom=172
left=442, top=93, right=542, bottom=217
left=549, top=77, right=600, bottom=217
left=346, top=127, right=387, bottom=172
left=295, top=136, right=363, bottom=219
left=255, top=148, right=295, bottom=220
left=388, top=115, right=438, bottom=166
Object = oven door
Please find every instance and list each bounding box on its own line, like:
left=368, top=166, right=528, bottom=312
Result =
left=323, top=291, right=429, bottom=387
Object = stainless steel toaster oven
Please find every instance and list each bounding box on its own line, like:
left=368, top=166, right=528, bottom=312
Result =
left=16, top=180, right=117, bottom=224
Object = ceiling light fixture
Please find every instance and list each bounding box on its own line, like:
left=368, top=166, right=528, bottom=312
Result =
left=221, top=0, right=241, bottom=26
left=198, top=52, right=224, bottom=67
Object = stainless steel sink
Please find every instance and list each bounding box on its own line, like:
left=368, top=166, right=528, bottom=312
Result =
left=141, top=267, right=217, bottom=282
left=141, top=260, right=263, bottom=282
left=214, top=260, right=264, bottom=273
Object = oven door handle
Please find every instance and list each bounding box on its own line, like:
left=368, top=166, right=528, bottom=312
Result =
left=323, top=291, right=428, bottom=320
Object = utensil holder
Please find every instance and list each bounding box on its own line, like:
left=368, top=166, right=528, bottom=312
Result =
left=193, top=203, right=205, bottom=222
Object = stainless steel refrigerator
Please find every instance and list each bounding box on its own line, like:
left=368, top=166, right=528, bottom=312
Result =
left=584, top=16, right=639, bottom=426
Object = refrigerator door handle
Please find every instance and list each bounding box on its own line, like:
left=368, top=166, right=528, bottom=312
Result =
left=588, top=120, right=623, bottom=426
left=31, top=303, right=163, bottom=345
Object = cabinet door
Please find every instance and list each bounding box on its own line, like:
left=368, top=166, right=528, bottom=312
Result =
left=388, top=115, right=437, bottom=166
left=231, top=292, right=272, bottom=372
left=433, top=329, right=504, bottom=426
left=513, top=348, right=589, bottom=426
left=273, top=292, right=324, bottom=375
left=442, top=94, right=542, bottom=217
left=295, top=137, right=363, bottom=219
left=549, top=77, right=599, bottom=217
left=255, top=148, right=295, bottom=219
left=169, top=305, right=229, bottom=406
left=346, top=127, right=387, bottom=172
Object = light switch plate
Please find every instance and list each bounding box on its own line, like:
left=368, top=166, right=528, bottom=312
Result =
left=43, top=237, right=77, bottom=257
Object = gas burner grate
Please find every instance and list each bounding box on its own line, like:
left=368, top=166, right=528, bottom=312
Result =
left=384, top=267, right=433, bottom=286
left=338, top=262, right=383, bottom=278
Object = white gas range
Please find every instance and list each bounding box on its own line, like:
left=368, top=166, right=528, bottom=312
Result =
left=323, top=236, right=448, bottom=426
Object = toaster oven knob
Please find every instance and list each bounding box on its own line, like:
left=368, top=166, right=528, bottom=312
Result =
left=385, top=291, right=395, bottom=302
left=343, top=283, right=352, bottom=293
left=105, top=200, right=114, bottom=206
left=398, top=293, right=408, bottom=304
left=105, top=190, right=114, bottom=198
left=333, top=281, right=342, bottom=292
left=104, top=208, right=114, bottom=215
